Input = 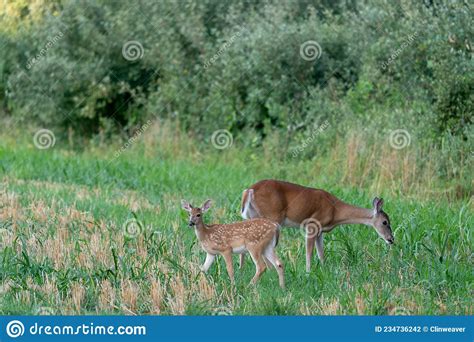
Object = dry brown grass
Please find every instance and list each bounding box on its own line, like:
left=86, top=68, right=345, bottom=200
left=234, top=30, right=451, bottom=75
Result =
left=315, top=132, right=470, bottom=201
left=121, top=280, right=139, bottom=314
left=99, top=279, right=116, bottom=312
left=168, top=276, right=186, bottom=315
left=150, top=278, right=164, bottom=314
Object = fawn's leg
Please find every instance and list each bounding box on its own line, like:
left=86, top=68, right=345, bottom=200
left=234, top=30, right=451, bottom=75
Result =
left=241, top=252, right=271, bottom=269
left=239, top=253, right=271, bottom=269
left=315, top=233, right=324, bottom=264
left=239, top=209, right=284, bottom=270
left=262, top=256, right=273, bottom=269
left=221, top=250, right=234, bottom=284
left=248, top=247, right=266, bottom=285
left=200, top=253, right=215, bottom=272
left=263, top=246, right=285, bottom=289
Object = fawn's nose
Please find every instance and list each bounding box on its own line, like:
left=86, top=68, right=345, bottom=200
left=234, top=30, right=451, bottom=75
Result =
left=387, top=237, right=394, bottom=244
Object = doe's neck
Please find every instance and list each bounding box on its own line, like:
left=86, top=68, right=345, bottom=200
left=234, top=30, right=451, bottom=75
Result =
left=334, top=202, right=374, bottom=226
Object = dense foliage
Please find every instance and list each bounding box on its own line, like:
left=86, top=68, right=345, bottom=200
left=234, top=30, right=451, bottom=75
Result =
left=0, top=1, right=472, bottom=149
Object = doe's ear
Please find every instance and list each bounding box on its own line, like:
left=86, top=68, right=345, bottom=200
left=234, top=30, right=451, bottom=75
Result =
left=372, top=197, right=379, bottom=208
left=372, top=197, right=384, bottom=212
left=181, top=200, right=193, bottom=212
left=201, top=199, right=212, bottom=213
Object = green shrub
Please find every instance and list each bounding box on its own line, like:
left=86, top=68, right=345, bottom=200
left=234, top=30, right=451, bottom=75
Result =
left=1, top=0, right=472, bottom=170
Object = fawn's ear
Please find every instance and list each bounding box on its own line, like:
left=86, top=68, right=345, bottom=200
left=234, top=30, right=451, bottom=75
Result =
left=181, top=200, right=193, bottom=212
left=372, top=197, right=384, bottom=213
left=201, top=199, right=212, bottom=212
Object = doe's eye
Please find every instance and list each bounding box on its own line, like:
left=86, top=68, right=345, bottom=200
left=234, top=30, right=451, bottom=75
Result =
left=382, top=220, right=388, bottom=225
left=196, top=214, right=201, bottom=217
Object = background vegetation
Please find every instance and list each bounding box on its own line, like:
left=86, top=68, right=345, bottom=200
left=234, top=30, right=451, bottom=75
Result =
left=0, top=0, right=472, bottom=314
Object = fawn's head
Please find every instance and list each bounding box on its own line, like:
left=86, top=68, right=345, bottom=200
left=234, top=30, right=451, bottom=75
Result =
left=371, top=197, right=394, bottom=244
left=181, top=199, right=212, bottom=227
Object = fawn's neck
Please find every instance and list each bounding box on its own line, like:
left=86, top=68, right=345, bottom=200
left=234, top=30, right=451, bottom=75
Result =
left=194, top=221, right=209, bottom=241
left=333, top=202, right=374, bottom=226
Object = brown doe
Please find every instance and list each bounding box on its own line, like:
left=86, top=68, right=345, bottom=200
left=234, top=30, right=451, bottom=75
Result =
left=240, top=179, right=394, bottom=272
left=181, top=199, right=285, bottom=288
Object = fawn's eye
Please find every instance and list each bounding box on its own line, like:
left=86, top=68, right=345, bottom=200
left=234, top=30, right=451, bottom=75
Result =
left=196, top=214, right=201, bottom=217
left=383, top=220, right=387, bottom=225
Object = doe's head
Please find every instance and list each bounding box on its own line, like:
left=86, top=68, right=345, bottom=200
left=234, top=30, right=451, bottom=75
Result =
left=371, top=197, right=394, bottom=245
left=181, top=199, right=212, bottom=227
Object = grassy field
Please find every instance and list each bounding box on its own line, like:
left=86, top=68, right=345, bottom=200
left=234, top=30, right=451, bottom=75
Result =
left=0, top=123, right=472, bottom=315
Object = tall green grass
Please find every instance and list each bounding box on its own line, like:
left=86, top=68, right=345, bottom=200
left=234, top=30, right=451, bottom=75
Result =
left=0, top=124, right=472, bottom=315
